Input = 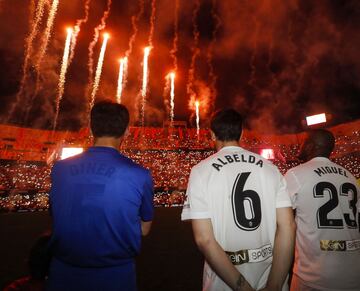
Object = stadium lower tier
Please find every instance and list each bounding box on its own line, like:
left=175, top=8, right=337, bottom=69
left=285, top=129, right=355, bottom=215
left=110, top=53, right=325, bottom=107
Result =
left=0, top=151, right=359, bottom=212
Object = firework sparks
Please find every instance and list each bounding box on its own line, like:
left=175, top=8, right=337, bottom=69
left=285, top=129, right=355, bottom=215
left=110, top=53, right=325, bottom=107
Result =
left=35, top=0, right=59, bottom=71
left=87, top=0, right=112, bottom=96
left=186, top=0, right=201, bottom=100
left=170, top=0, right=179, bottom=71
left=140, top=46, right=151, bottom=125
left=125, top=0, right=144, bottom=58
left=69, top=0, right=91, bottom=64
left=169, top=72, right=175, bottom=122
left=53, top=27, right=73, bottom=131
left=116, top=57, right=128, bottom=104
left=90, top=33, right=110, bottom=108
left=195, top=100, right=200, bottom=135
left=148, top=0, right=156, bottom=47
left=9, top=0, right=47, bottom=122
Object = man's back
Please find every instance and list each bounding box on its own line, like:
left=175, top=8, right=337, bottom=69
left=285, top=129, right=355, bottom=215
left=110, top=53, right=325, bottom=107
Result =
left=50, top=146, right=153, bottom=267
left=285, top=157, right=360, bottom=290
left=182, top=146, right=291, bottom=290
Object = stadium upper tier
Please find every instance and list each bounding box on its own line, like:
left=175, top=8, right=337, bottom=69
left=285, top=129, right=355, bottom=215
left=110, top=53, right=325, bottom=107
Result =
left=0, top=120, right=359, bottom=162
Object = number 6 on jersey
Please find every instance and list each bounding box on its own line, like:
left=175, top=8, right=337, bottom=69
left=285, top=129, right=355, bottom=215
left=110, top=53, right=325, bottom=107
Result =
left=232, top=172, right=262, bottom=231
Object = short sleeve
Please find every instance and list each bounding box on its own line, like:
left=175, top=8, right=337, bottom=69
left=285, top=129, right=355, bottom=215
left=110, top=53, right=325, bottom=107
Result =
left=276, top=173, right=292, bottom=209
left=284, top=169, right=302, bottom=209
left=181, top=167, right=211, bottom=220
left=139, top=170, right=154, bottom=222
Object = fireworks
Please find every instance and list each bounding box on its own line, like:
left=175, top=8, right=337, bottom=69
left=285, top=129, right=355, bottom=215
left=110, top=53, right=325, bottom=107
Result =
left=69, top=0, right=91, bottom=64
left=35, top=0, right=59, bottom=71
left=53, top=27, right=73, bottom=131
left=168, top=72, right=176, bottom=123
left=87, top=0, right=112, bottom=97
left=186, top=0, right=201, bottom=110
left=195, top=101, right=200, bottom=135
left=90, top=33, right=110, bottom=108
left=9, top=0, right=47, bottom=122
left=141, top=46, right=151, bottom=125
left=116, top=57, right=128, bottom=104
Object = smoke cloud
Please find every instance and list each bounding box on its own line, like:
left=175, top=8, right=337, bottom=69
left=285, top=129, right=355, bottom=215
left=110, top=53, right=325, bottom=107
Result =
left=0, top=0, right=358, bottom=133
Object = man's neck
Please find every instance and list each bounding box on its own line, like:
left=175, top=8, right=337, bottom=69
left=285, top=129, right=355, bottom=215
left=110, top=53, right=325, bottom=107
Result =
left=93, top=137, right=120, bottom=149
left=216, top=140, right=240, bottom=151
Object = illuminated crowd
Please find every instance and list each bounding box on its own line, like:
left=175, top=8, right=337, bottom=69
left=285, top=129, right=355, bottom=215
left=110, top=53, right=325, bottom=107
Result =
left=0, top=132, right=359, bottom=212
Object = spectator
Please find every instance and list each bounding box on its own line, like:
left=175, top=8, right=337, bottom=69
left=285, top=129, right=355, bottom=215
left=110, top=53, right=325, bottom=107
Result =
left=284, top=129, right=360, bottom=291
left=3, top=234, right=51, bottom=291
left=47, top=101, right=154, bottom=291
left=182, top=109, right=295, bottom=291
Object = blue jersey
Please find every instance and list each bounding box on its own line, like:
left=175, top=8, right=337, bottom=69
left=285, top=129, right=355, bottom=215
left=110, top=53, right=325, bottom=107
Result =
left=49, top=146, right=154, bottom=268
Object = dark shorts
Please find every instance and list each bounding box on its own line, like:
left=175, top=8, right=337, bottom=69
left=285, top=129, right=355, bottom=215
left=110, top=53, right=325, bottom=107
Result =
left=46, top=258, right=137, bottom=291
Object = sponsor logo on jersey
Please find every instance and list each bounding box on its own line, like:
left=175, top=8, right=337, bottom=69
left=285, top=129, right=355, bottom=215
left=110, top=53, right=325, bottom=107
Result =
left=320, top=239, right=360, bottom=251
left=226, top=243, right=272, bottom=265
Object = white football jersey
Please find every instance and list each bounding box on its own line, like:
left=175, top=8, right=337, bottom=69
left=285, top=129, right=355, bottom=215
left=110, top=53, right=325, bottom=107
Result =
left=285, top=157, right=360, bottom=291
left=182, top=146, right=292, bottom=291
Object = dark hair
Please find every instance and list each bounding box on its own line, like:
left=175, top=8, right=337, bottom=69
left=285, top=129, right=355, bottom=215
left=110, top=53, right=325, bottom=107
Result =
left=210, top=109, right=243, bottom=142
left=90, top=101, right=129, bottom=138
left=308, top=129, right=335, bottom=157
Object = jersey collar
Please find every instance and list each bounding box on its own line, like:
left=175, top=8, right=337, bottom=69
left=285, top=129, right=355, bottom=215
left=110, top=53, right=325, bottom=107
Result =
left=310, top=157, right=330, bottom=162
left=218, top=145, right=243, bottom=152
left=88, top=146, right=119, bottom=154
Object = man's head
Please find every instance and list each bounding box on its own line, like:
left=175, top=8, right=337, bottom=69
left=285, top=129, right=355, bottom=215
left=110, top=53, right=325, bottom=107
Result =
left=210, top=109, right=243, bottom=142
left=299, top=129, right=335, bottom=162
left=90, top=101, right=129, bottom=139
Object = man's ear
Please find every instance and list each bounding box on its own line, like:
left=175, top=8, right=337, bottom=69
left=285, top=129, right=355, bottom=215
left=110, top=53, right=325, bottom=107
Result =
left=210, top=131, right=216, bottom=141
left=124, top=126, right=130, bottom=137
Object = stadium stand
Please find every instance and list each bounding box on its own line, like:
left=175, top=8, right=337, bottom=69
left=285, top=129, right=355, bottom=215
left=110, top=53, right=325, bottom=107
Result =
left=0, top=120, right=359, bottom=212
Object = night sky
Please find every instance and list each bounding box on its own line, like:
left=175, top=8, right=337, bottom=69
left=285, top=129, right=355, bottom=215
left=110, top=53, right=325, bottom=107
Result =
left=0, top=0, right=359, bottom=133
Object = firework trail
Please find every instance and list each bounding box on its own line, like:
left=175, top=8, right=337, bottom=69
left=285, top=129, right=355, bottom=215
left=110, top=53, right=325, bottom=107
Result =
left=29, top=0, right=36, bottom=26
left=148, top=0, right=156, bottom=47
left=116, top=57, right=128, bottom=104
left=7, top=0, right=47, bottom=122
left=195, top=101, right=200, bottom=135
left=207, top=0, right=221, bottom=112
left=31, top=0, right=60, bottom=109
left=248, top=16, right=260, bottom=91
left=90, top=33, right=110, bottom=108
left=53, top=28, right=73, bottom=131
left=141, top=46, right=151, bottom=126
left=69, top=0, right=91, bottom=64
left=34, top=0, right=59, bottom=72
left=87, top=0, right=112, bottom=95
left=118, top=0, right=145, bottom=105
left=168, top=72, right=176, bottom=122
left=139, top=0, right=156, bottom=126
left=125, top=0, right=144, bottom=58
left=169, top=0, right=179, bottom=71
left=186, top=0, right=201, bottom=101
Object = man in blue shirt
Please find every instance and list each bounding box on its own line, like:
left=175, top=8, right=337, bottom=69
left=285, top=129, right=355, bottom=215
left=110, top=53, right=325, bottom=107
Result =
left=47, top=101, right=154, bottom=291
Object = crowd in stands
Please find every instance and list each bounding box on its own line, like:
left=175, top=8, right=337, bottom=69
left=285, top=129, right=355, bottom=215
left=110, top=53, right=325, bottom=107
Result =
left=0, top=130, right=359, bottom=212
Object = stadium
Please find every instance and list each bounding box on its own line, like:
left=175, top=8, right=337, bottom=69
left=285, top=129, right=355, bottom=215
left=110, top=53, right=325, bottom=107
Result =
left=0, top=119, right=359, bottom=212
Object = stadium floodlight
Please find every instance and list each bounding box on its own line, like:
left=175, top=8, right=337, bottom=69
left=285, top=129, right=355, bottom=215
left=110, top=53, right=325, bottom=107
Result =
left=60, top=147, right=84, bottom=160
left=306, top=113, right=326, bottom=126
left=260, top=149, right=275, bottom=160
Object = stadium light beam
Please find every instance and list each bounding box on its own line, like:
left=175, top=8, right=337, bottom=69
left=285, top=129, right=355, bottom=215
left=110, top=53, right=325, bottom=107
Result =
left=306, top=113, right=326, bottom=126
left=260, top=149, right=275, bottom=160
left=60, top=147, right=84, bottom=160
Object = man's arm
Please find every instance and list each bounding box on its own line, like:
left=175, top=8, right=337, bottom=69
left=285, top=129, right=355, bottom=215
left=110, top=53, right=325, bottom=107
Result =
left=192, top=219, right=254, bottom=291
left=260, top=207, right=296, bottom=291
left=141, top=220, right=152, bottom=236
